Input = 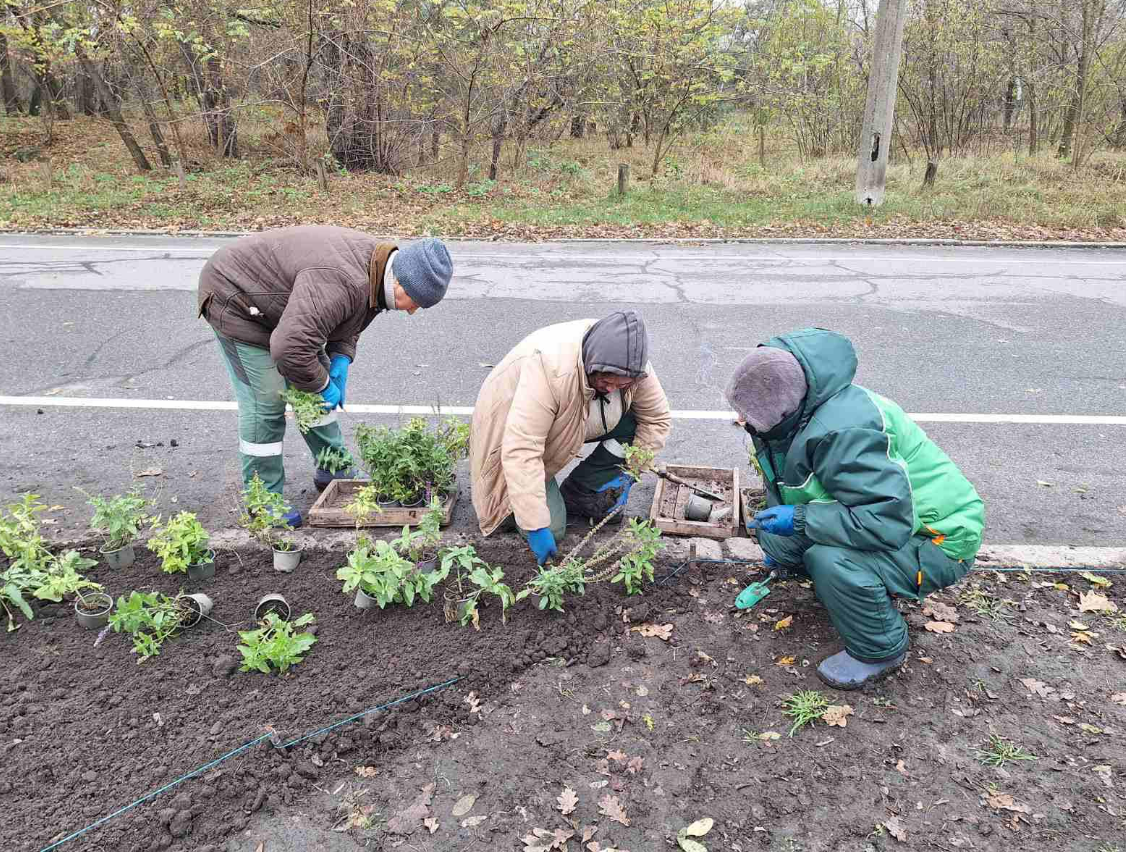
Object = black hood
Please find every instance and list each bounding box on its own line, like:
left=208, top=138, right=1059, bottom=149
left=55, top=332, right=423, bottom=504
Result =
left=582, top=311, right=649, bottom=378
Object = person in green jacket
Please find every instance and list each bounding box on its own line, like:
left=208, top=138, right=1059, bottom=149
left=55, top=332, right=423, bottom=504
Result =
left=725, top=328, right=985, bottom=690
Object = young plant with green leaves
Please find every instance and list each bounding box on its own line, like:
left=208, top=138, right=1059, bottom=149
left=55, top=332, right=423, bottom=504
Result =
left=81, top=488, right=150, bottom=551
left=32, top=550, right=100, bottom=603
left=392, top=498, right=445, bottom=562
left=441, top=545, right=515, bottom=628
left=622, top=444, right=656, bottom=481
left=147, top=512, right=211, bottom=574
left=284, top=388, right=327, bottom=434
left=354, top=417, right=469, bottom=503
left=344, top=485, right=384, bottom=528
left=108, top=590, right=195, bottom=662
left=337, top=537, right=447, bottom=608
left=610, top=519, right=665, bottom=595
left=974, top=735, right=1038, bottom=768
left=239, top=474, right=295, bottom=550
left=315, top=446, right=355, bottom=475
left=516, top=562, right=586, bottom=612
left=237, top=612, right=317, bottom=673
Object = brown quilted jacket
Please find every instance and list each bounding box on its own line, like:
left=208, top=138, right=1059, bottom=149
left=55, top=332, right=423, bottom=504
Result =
left=197, top=225, right=394, bottom=391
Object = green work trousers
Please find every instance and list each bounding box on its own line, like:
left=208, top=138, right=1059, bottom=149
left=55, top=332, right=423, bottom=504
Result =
left=507, top=410, right=638, bottom=543
left=759, top=529, right=972, bottom=663
left=215, top=334, right=347, bottom=495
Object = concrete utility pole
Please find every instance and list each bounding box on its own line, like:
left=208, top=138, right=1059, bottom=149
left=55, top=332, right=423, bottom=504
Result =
left=855, top=0, right=909, bottom=207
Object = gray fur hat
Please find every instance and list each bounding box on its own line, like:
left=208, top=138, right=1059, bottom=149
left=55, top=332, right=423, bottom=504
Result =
left=725, top=347, right=808, bottom=433
left=392, top=238, right=452, bottom=308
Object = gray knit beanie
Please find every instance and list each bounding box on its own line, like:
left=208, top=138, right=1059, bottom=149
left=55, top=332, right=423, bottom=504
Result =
left=725, top=347, right=808, bottom=433
left=392, top=238, right=452, bottom=308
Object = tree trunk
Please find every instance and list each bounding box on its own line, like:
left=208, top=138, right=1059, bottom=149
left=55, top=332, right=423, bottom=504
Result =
left=1070, top=0, right=1095, bottom=168
left=570, top=114, right=585, bottom=138
left=77, top=71, right=98, bottom=116
left=205, top=57, right=238, bottom=157
left=1003, top=78, right=1016, bottom=131
left=922, top=160, right=938, bottom=188
left=1027, top=80, right=1038, bottom=155
left=70, top=40, right=152, bottom=171
left=29, top=83, right=41, bottom=116
left=1112, top=97, right=1126, bottom=150
left=1, top=33, right=22, bottom=114
left=431, top=126, right=440, bottom=162
left=488, top=110, right=507, bottom=182
left=134, top=78, right=172, bottom=167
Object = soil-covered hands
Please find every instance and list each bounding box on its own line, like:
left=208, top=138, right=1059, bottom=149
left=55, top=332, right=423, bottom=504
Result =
left=526, top=527, right=558, bottom=565
left=749, top=505, right=795, bottom=536
left=595, top=473, right=633, bottom=510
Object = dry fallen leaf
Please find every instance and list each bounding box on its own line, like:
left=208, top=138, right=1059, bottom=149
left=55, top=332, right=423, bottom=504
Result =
left=1078, top=591, right=1118, bottom=614
left=677, top=816, right=714, bottom=852
left=1079, top=571, right=1112, bottom=589
left=633, top=623, right=674, bottom=640
left=757, top=731, right=781, bottom=741
left=451, top=794, right=476, bottom=817
left=522, top=827, right=574, bottom=852
left=743, top=674, right=763, bottom=686
left=774, top=615, right=793, bottom=631
left=986, top=793, right=1031, bottom=814
left=354, top=766, right=378, bottom=778
left=1020, top=678, right=1055, bottom=698
left=557, top=786, right=578, bottom=815
left=775, top=655, right=796, bottom=666
left=387, top=783, right=434, bottom=835
left=607, top=749, right=628, bottom=763
left=627, top=756, right=644, bottom=775
left=922, top=600, right=959, bottom=623
left=924, top=621, right=955, bottom=634
left=895, top=760, right=907, bottom=775
left=821, top=704, right=854, bottom=727
left=1111, top=693, right=1126, bottom=706
left=883, top=816, right=907, bottom=842
left=1093, top=765, right=1114, bottom=788
left=423, top=817, right=439, bottom=834
left=1071, top=630, right=1096, bottom=645
left=135, top=467, right=163, bottom=477
left=1053, top=715, right=1076, bottom=725
left=1079, top=723, right=1103, bottom=735
left=464, top=692, right=482, bottom=713
left=461, top=815, right=487, bottom=828
left=597, top=794, right=630, bottom=826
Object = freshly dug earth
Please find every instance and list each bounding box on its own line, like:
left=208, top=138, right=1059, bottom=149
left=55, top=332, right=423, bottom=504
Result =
left=2, top=532, right=1125, bottom=852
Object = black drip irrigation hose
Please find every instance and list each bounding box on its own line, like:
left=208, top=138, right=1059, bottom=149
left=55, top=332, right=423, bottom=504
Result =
left=36, top=676, right=462, bottom=852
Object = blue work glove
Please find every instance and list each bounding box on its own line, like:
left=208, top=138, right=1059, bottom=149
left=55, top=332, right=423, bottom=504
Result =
left=749, top=505, right=796, bottom=537
left=596, top=473, right=634, bottom=510
left=319, top=379, right=343, bottom=412
left=329, top=354, right=351, bottom=408
left=526, top=527, right=558, bottom=565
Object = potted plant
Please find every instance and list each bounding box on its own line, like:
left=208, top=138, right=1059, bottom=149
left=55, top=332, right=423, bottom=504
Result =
left=314, top=446, right=357, bottom=492
left=148, top=512, right=214, bottom=580
left=392, top=498, right=445, bottom=569
left=355, top=417, right=470, bottom=508
left=440, top=545, right=515, bottom=629
left=75, top=590, right=113, bottom=630
left=240, top=474, right=303, bottom=572
left=80, top=487, right=149, bottom=569
left=516, top=562, right=587, bottom=613
left=108, top=590, right=212, bottom=662
left=237, top=612, right=317, bottom=673
left=337, top=537, right=448, bottom=611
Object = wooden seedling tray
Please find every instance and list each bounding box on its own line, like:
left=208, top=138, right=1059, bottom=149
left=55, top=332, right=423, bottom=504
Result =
left=739, top=484, right=767, bottom=536
left=648, top=464, right=739, bottom=540
left=307, top=479, right=458, bottom=528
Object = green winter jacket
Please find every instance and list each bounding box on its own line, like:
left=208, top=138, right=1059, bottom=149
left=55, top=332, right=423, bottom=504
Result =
left=751, top=329, right=985, bottom=562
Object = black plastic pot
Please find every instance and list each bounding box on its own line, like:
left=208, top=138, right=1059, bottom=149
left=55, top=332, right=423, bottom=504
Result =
left=187, top=550, right=216, bottom=581
left=254, top=593, right=291, bottom=622
left=74, top=593, right=113, bottom=630
left=100, top=542, right=135, bottom=570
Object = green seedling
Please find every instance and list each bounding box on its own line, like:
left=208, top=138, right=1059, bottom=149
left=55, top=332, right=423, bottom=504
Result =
left=959, top=586, right=1014, bottom=621
left=81, top=487, right=150, bottom=551
left=973, top=734, right=1038, bottom=768
left=610, top=518, right=665, bottom=594
left=237, top=612, right=317, bottom=673
left=283, top=388, right=326, bottom=434
left=344, top=484, right=384, bottom=527
left=781, top=689, right=831, bottom=737
left=391, top=498, right=445, bottom=562
left=337, top=537, right=446, bottom=608
left=517, top=562, right=586, bottom=612
left=441, top=545, right=514, bottom=628
left=147, top=512, right=211, bottom=574
left=315, top=446, right=355, bottom=475
left=239, top=474, right=292, bottom=549
left=32, top=550, right=100, bottom=602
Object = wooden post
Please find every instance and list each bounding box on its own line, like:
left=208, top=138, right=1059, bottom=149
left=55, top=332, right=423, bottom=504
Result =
left=315, top=159, right=329, bottom=193
left=855, top=0, right=908, bottom=207
left=174, top=159, right=187, bottom=191
left=617, top=163, right=629, bottom=196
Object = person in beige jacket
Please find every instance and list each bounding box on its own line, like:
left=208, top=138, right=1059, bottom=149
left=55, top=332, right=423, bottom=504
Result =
left=470, top=311, right=671, bottom=564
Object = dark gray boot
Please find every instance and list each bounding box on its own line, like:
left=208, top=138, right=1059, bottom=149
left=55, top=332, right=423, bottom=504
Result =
left=816, top=650, right=906, bottom=691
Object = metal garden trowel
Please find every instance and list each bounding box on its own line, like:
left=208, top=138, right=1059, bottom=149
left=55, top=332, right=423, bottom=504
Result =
left=735, top=568, right=781, bottom=609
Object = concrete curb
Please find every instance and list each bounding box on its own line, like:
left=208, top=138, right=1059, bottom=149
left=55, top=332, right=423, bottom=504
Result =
left=3, top=227, right=1126, bottom=249
left=55, top=528, right=1126, bottom=569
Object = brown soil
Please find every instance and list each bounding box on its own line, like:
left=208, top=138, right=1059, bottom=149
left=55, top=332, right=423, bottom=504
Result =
left=2, top=536, right=1125, bottom=852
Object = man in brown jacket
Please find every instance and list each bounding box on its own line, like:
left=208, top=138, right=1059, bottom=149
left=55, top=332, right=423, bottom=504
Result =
left=198, top=225, right=453, bottom=525
left=470, top=311, right=671, bottom=564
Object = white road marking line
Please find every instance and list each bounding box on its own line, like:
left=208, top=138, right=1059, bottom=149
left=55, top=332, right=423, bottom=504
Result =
left=1, top=244, right=1125, bottom=265
left=2, top=396, right=1125, bottom=425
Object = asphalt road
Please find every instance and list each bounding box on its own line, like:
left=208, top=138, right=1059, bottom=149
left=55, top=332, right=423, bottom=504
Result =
left=1, top=234, right=1123, bottom=545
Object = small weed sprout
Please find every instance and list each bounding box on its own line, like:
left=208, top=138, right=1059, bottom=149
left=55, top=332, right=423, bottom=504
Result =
left=959, top=586, right=1015, bottom=621
left=147, top=512, right=211, bottom=574
left=973, top=734, right=1038, bottom=768
left=81, top=487, right=150, bottom=551
left=283, top=388, right=326, bottom=434
left=781, top=690, right=831, bottom=737
left=237, top=612, right=317, bottom=673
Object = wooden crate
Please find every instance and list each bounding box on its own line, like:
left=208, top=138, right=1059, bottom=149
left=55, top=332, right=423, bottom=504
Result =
left=648, top=464, right=740, bottom=540
left=739, top=484, right=767, bottom=536
left=307, top=480, right=458, bottom=528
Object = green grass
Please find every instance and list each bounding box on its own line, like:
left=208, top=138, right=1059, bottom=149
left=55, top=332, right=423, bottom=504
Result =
left=781, top=690, right=831, bottom=737
left=974, top=734, right=1038, bottom=768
